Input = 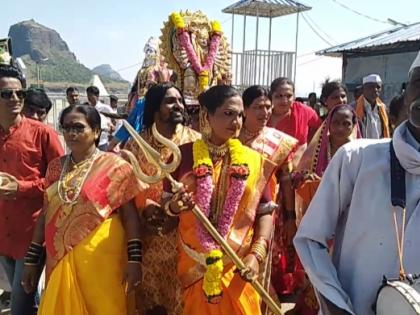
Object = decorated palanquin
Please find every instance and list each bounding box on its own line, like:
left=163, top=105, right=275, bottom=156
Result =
left=160, top=11, right=232, bottom=106
left=0, top=38, right=13, bottom=66
left=136, top=36, right=173, bottom=98
left=124, top=37, right=172, bottom=114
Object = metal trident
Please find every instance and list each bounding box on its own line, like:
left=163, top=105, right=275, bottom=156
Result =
left=122, top=120, right=283, bottom=315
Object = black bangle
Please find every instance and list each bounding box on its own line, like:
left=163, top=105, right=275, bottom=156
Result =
left=24, top=242, right=44, bottom=266
left=127, top=239, right=142, bottom=263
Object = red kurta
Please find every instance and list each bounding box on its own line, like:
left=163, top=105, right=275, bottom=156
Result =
left=0, top=117, right=63, bottom=258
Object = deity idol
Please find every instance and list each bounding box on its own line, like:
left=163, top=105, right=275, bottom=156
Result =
left=160, top=11, right=231, bottom=106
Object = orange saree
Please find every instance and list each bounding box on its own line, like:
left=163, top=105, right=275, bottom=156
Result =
left=39, top=153, right=145, bottom=315
left=164, top=142, right=276, bottom=315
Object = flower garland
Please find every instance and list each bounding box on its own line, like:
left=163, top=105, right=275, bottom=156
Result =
left=192, top=138, right=249, bottom=301
left=170, top=12, right=222, bottom=92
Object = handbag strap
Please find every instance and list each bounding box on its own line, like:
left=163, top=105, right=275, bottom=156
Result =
left=390, top=141, right=406, bottom=208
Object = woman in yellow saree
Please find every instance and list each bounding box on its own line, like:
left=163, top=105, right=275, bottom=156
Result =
left=162, top=86, right=277, bottom=315
left=21, top=105, right=145, bottom=315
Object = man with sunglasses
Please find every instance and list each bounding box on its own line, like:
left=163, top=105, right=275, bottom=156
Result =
left=0, top=65, right=63, bottom=315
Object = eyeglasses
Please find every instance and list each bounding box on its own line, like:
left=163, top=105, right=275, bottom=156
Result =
left=60, top=125, right=88, bottom=134
left=0, top=89, right=27, bottom=100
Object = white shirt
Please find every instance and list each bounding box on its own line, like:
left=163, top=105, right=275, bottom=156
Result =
left=94, top=101, right=113, bottom=147
left=110, top=106, right=122, bottom=136
left=95, top=101, right=113, bottom=115
left=294, top=122, right=420, bottom=315
left=363, top=97, right=383, bottom=139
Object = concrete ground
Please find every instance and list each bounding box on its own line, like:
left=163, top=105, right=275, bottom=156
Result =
left=0, top=292, right=295, bottom=315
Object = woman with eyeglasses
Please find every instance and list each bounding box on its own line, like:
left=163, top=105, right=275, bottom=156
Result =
left=21, top=105, right=146, bottom=314
left=0, top=65, right=63, bottom=315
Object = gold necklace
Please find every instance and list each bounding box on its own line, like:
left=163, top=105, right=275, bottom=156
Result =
left=204, top=138, right=229, bottom=161
left=58, top=149, right=100, bottom=211
left=209, top=154, right=230, bottom=225
left=243, top=125, right=261, bottom=139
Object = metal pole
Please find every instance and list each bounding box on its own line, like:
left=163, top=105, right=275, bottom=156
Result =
left=293, top=7, right=300, bottom=83
left=254, top=8, right=259, bottom=85
left=231, top=12, right=235, bottom=85
left=241, top=13, right=247, bottom=88
left=267, top=16, right=272, bottom=85
left=231, top=12, right=235, bottom=52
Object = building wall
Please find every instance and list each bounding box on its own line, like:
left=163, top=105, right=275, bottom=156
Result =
left=343, top=51, right=418, bottom=104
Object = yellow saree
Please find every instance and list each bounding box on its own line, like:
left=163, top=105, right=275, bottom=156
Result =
left=165, top=143, right=276, bottom=315
left=39, top=153, right=145, bottom=315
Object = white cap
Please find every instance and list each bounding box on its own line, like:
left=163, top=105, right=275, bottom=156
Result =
left=409, top=50, right=420, bottom=78
left=362, top=74, right=382, bottom=85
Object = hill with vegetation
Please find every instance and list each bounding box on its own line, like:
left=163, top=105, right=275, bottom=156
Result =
left=8, top=19, right=130, bottom=93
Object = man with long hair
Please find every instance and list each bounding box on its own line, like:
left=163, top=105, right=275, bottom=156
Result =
left=124, top=83, right=200, bottom=315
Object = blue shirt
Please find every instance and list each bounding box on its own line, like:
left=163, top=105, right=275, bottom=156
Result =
left=114, top=97, right=145, bottom=143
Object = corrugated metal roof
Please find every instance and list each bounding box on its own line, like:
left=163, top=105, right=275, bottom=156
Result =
left=222, top=0, right=311, bottom=18
left=317, top=22, right=420, bottom=57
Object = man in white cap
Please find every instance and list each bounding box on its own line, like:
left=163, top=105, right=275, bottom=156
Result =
left=355, top=74, right=390, bottom=139
left=294, top=50, right=420, bottom=315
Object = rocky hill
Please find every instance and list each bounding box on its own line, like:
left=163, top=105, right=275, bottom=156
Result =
left=8, top=19, right=129, bottom=93
left=92, top=64, right=126, bottom=81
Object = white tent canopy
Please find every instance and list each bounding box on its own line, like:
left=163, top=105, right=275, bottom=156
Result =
left=89, top=74, right=109, bottom=96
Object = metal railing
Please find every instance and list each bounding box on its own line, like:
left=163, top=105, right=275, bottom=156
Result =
left=231, top=50, right=295, bottom=90
left=45, top=94, right=128, bottom=130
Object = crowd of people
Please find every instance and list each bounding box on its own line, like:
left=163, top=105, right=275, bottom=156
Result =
left=0, top=47, right=418, bottom=315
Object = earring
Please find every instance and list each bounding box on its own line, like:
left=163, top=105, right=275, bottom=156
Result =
left=199, top=108, right=211, bottom=139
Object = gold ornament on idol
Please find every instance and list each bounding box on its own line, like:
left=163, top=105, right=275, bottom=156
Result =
left=58, top=149, right=100, bottom=214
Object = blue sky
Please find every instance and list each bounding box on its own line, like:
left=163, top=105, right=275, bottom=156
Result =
left=1, top=0, right=419, bottom=95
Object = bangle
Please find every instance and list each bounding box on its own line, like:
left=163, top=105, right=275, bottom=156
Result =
left=250, top=237, right=268, bottom=264
left=127, top=239, right=142, bottom=263
left=251, top=251, right=264, bottom=264
left=254, top=236, right=269, bottom=248
left=24, top=242, right=44, bottom=266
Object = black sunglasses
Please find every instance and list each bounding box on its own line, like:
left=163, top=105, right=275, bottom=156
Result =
left=0, top=89, right=27, bottom=100
left=59, top=125, right=89, bottom=134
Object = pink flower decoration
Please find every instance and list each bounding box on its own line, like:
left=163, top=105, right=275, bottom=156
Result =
left=217, top=177, right=245, bottom=238
left=195, top=175, right=214, bottom=251
left=178, top=31, right=221, bottom=75
left=194, top=172, right=247, bottom=252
